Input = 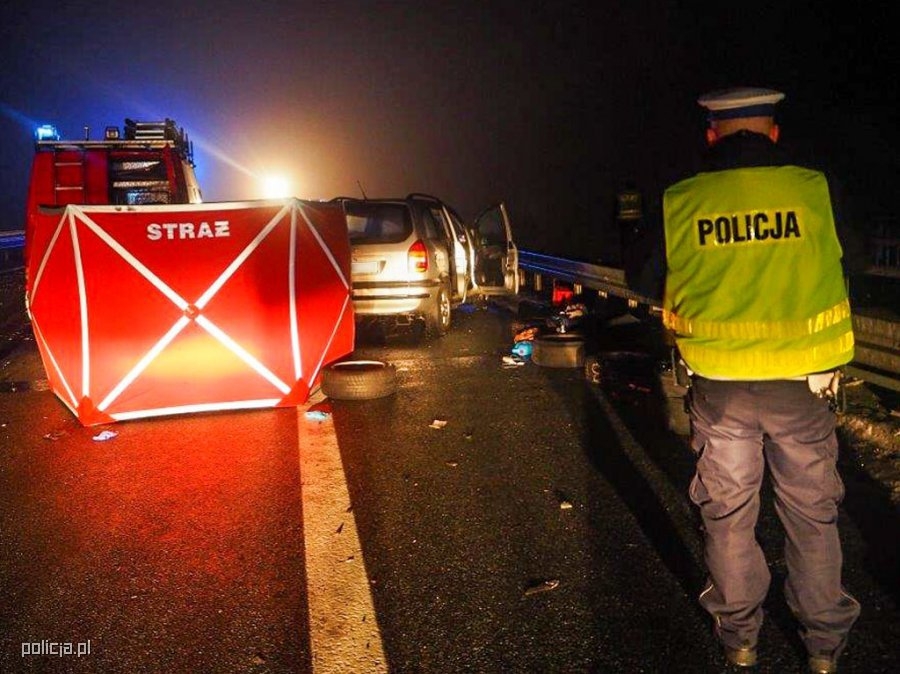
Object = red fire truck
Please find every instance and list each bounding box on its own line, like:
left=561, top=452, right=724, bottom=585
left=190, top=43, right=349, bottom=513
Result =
left=26, top=118, right=202, bottom=211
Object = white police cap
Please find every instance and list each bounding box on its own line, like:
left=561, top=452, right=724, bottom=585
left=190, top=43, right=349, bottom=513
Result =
left=698, top=87, right=785, bottom=120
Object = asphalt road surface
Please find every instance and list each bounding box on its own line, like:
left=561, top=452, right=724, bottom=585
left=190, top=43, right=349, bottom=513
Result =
left=1, top=288, right=898, bottom=673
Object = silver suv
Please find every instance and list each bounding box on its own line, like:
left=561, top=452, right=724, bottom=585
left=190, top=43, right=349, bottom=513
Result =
left=335, top=194, right=517, bottom=336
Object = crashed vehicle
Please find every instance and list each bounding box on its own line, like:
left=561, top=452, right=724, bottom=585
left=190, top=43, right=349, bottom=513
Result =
left=333, top=193, right=518, bottom=336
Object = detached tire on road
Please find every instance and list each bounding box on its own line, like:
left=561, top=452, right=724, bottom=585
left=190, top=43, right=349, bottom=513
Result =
left=532, top=333, right=586, bottom=368
left=321, top=360, right=398, bottom=400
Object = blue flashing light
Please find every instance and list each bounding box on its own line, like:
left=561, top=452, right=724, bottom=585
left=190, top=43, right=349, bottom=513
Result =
left=35, top=124, right=60, bottom=141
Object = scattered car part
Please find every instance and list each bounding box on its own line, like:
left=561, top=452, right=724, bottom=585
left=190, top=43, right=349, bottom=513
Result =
left=584, top=354, right=601, bottom=384
left=523, top=579, right=560, bottom=596
left=511, top=340, right=534, bottom=359
left=532, top=333, right=586, bottom=368
left=321, top=360, right=398, bottom=400
left=501, top=355, right=526, bottom=368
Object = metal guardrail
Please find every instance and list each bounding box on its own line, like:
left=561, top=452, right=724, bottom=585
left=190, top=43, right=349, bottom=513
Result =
left=517, top=250, right=659, bottom=309
left=0, top=230, right=25, bottom=272
left=0, top=230, right=24, bottom=248
left=518, top=249, right=900, bottom=392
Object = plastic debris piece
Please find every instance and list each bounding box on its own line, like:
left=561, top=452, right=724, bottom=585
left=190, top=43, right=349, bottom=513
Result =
left=446, top=461, right=459, bottom=468
left=564, top=303, right=586, bottom=318
left=559, top=500, right=573, bottom=510
left=501, top=355, right=525, bottom=368
left=511, top=341, right=533, bottom=359
left=429, top=419, right=448, bottom=429
left=305, top=410, right=331, bottom=421
left=524, top=579, right=560, bottom=596
left=585, top=356, right=602, bottom=385
left=92, top=430, right=118, bottom=441
left=514, top=326, right=540, bottom=342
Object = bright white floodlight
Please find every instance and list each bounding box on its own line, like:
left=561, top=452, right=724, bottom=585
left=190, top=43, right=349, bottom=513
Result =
left=261, top=174, right=292, bottom=199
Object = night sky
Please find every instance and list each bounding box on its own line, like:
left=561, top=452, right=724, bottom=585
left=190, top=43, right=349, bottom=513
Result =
left=1, top=1, right=896, bottom=260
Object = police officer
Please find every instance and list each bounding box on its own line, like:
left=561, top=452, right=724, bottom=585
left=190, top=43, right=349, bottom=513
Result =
left=662, top=88, right=861, bottom=673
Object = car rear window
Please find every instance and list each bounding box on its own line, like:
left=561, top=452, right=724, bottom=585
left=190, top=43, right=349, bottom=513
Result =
left=345, top=203, right=412, bottom=244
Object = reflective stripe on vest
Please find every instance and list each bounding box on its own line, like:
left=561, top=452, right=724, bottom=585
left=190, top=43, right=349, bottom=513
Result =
left=663, top=164, right=854, bottom=380
left=662, top=298, right=851, bottom=340
left=674, top=330, right=855, bottom=380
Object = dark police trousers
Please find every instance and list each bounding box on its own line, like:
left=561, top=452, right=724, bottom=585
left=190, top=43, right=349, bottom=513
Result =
left=688, top=377, right=860, bottom=658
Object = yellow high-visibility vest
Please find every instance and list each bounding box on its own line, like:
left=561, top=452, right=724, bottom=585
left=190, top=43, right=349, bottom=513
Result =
left=663, top=164, right=854, bottom=380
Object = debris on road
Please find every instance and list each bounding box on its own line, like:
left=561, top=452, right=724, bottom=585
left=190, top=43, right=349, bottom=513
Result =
left=510, top=340, right=533, bottom=359
left=92, top=430, right=118, bottom=441
left=524, top=579, right=560, bottom=596
left=584, top=355, right=601, bottom=385
left=305, top=400, right=333, bottom=420
left=546, top=303, right=587, bottom=335
left=501, top=355, right=525, bottom=368
left=429, top=419, right=448, bottom=429
left=588, top=351, right=659, bottom=399
left=513, top=326, right=540, bottom=342
left=562, top=302, right=586, bottom=319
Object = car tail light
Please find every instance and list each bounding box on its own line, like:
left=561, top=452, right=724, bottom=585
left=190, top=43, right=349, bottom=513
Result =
left=408, top=240, right=428, bottom=273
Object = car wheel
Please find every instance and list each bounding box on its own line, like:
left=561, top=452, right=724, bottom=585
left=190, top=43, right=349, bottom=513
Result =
left=532, top=333, right=586, bottom=368
left=425, top=285, right=451, bottom=337
left=321, top=360, right=398, bottom=400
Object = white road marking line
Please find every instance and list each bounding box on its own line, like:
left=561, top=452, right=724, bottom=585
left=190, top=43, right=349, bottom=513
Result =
left=298, top=397, right=388, bottom=673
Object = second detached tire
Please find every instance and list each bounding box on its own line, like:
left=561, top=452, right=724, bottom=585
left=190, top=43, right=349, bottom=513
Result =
left=532, top=333, right=586, bottom=368
left=321, top=360, right=398, bottom=400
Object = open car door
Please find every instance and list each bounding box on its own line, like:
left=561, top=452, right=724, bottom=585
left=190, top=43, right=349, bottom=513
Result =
left=472, top=202, right=518, bottom=295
